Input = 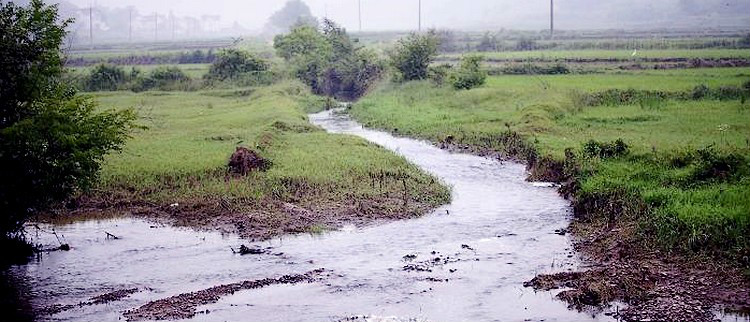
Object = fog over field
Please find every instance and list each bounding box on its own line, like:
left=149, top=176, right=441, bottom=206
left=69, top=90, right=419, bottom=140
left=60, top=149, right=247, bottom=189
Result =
left=11, top=0, right=750, bottom=42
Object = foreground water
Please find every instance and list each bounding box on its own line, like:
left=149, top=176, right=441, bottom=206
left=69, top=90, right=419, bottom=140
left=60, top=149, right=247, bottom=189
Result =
left=6, top=109, right=620, bottom=322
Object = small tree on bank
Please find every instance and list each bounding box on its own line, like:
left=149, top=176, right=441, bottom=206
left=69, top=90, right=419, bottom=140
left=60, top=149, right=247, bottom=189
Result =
left=0, top=0, right=137, bottom=261
left=388, top=31, right=439, bottom=82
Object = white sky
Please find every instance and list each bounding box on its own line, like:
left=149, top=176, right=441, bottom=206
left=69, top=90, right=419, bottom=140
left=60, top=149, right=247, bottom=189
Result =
left=62, top=0, right=750, bottom=31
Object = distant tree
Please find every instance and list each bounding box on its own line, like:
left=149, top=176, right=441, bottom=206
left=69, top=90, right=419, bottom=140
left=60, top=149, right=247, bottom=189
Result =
left=476, top=32, right=498, bottom=52
left=516, top=38, right=537, bottom=51
left=434, top=29, right=459, bottom=53
left=85, top=64, right=126, bottom=91
left=388, top=31, right=440, bottom=82
left=266, top=0, right=317, bottom=33
left=0, top=0, right=137, bottom=254
left=205, top=49, right=269, bottom=81
left=273, top=19, right=383, bottom=99
left=740, top=33, right=750, bottom=48
left=449, top=55, right=487, bottom=90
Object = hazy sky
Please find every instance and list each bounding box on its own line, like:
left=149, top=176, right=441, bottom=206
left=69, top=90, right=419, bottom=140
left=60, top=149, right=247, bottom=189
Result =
left=59, top=0, right=750, bottom=31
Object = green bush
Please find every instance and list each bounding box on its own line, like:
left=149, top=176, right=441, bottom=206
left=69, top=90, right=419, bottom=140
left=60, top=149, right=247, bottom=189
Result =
left=582, top=139, right=629, bottom=159
left=388, top=31, right=439, bottom=82
left=205, top=49, right=269, bottom=81
left=449, top=55, right=487, bottom=90
left=274, top=19, right=383, bottom=100
left=132, top=66, right=191, bottom=92
left=84, top=64, right=126, bottom=91
left=427, top=63, right=452, bottom=86
left=0, top=0, right=137, bottom=250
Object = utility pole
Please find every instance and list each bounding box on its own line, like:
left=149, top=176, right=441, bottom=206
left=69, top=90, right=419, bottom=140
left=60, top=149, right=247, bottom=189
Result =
left=358, top=0, right=362, bottom=32
left=418, top=0, right=422, bottom=32
left=550, top=0, right=554, bottom=38
left=128, top=7, right=132, bottom=43
left=89, top=5, right=93, bottom=49
left=154, top=12, right=158, bottom=42
left=170, top=11, right=175, bottom=41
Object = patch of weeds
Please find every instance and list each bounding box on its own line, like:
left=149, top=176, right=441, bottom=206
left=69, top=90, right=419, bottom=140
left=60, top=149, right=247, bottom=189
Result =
left=582, top=139, right=629, bottom=159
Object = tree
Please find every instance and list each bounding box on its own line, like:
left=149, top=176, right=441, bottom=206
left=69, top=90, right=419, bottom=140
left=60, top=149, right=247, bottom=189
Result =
left=273, top=19, right=383, bottom=100
left=388, top=31, right=439, bottom=82
left=0, top=0, right=137, bottom=255
left=266, top=0, right=317, bottom=33
left=449, top=55, right=487, bottom=90
left=205, top=49, right=269, bottom=81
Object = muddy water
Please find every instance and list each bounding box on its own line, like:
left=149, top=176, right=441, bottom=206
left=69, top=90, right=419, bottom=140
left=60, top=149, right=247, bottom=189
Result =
left=6, top=109, right=621, bottom=322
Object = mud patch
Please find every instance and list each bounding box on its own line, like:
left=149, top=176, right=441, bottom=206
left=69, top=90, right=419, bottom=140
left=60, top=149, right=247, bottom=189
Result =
left=123, top=269, right=325, bottom=321
left=40, top=288, right=141, bottom=316
left=525, top=217, right=750, bottom=322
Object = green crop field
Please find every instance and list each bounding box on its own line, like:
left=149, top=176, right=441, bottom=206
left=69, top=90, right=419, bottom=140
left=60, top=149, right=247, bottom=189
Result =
left=439, top=49, right=750, bottom=60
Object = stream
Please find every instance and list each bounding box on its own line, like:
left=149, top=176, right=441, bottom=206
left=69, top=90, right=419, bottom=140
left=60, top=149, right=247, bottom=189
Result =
left=3, top=109, right=620, bottom=322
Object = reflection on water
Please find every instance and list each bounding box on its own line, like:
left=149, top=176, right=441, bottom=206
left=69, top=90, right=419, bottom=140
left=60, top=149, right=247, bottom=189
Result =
left=4, top=109, right=623, bottom=322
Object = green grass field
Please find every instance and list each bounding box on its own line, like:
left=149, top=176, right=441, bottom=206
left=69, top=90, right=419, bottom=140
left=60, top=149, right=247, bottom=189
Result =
left=439, top=49, right=750, bottom=60
left=84, top=81, right=449, bottom=235
left=351, top=67, right=750, bottom=263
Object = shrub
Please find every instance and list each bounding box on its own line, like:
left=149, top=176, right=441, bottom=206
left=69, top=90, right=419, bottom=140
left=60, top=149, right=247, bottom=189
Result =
left=274, top=19, right=382, bottom=100
left=0, top=0, right=137, bottom=251
left=388, top=31, right=439, bottom=82
left=85, top=64, right=126, bottom=91
left=205, top=49, right=269, bottom=81
left=132, top=66, right=190, bottom=92
left=449, top=55, right=487, bottom=90
left=691, top=84, right=710, bottom=99
left=427, top=63, right=452, bottom=86
left=582, top=139, right=629, bottom=159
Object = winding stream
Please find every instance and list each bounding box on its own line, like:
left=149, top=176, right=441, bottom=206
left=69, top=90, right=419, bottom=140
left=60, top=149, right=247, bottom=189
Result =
left=3, top=109, right=619, bottom=322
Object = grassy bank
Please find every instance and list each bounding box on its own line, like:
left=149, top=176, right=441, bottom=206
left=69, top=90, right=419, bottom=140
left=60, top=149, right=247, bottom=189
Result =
left=60, top=81, right=450, bottom=239
left=351, top=68, right=750, bottom=265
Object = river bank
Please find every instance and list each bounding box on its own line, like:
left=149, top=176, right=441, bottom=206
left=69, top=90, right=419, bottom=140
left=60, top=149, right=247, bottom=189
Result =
left=349, top=70, right=750, bottom=321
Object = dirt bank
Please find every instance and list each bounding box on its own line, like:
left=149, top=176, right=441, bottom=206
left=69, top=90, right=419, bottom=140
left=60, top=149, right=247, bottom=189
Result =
left=57, top=188, right=435, bottom=242
left=375, top=130, right=749, bottom=321
left=123, top=269, right=325, bottom=321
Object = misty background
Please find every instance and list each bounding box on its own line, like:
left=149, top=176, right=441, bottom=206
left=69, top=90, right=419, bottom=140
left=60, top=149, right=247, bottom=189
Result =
left=9, top=0, right=750, bottom=44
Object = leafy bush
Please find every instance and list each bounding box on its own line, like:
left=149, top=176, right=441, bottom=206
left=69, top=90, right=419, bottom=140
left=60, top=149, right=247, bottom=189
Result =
left=85, top=64, right=126, bottom=91
left=205, top=49, right=269, bottom=81
left=274, top=19, right=383, bottom=100
left=388, top=31, right=439, bottom=82
left=427, top=63, right=452, bottom=86
left=449, top=55, right=487, bottom=90
left=582, top=139, right=629, bottom=159
left=132, top=66, right=191, bottom=92
left=0, top=0, right=137, bottom=249
left=497, top=63, right=570, bottom=75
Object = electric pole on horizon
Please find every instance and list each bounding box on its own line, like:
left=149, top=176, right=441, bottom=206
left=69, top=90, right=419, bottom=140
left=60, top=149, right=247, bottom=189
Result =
left=128, top=7, right=132, bottom=43
left=358, top=0, right=362, bottom=32
left=418, top=0, right=421, bottom=32
left=154, top=12, right=158, bottom=42
left=550, top=0, right=554, bottom=38
left=88, top=5, right=93, bottom=49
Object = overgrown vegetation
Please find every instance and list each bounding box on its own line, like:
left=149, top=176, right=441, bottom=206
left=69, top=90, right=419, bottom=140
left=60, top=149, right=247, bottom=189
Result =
left=0, top=0, right=137, bottom=262
left=273, top=19, right=383, bottom=100
left=351, top=68, right=750, bottom=266
left=448, top=55, right=488, bottom=90
left=85, top=81, right=450, bottom=239
left=204, top=49, right=271, bottom=84
left=388, top=31, right=439, bottom=82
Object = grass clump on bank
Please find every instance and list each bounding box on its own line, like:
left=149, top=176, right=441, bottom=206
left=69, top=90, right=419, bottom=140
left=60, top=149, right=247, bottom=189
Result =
left=351, top=67, right=750, bottom=266
left=64, top=81, right=450, bottom=239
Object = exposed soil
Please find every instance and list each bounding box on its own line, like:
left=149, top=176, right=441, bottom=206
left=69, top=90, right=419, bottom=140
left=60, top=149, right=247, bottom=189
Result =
left=60, top=188, right=434, bottom=242
left=400, top=132, right=750, bottom=321
left=525, top=215, right=750, bottom=321
left=39, top=288, right=141, bottom=316
left=122, top=269, right=326, bottom=321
